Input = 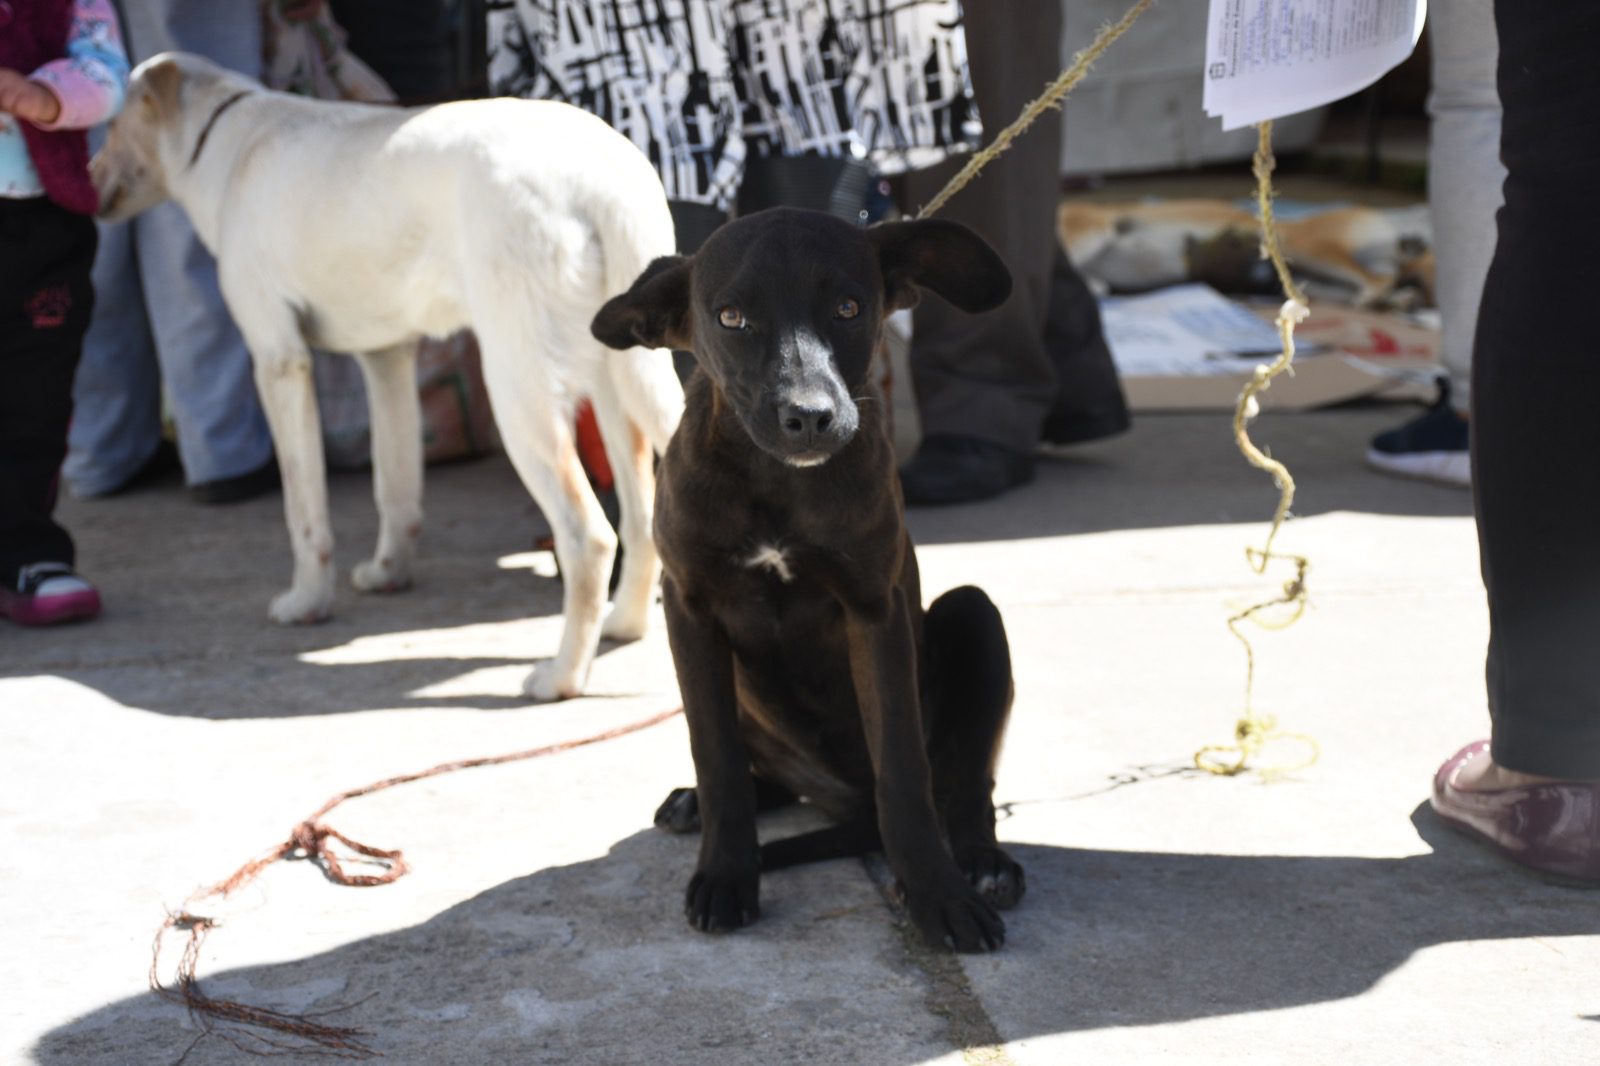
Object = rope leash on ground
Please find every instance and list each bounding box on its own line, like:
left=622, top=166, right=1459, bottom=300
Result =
left=908, top=0, right=1315, bottom=779
left=143, top=7, right=1167, bottom=1048
left=148, top=7, right=1167, bottom=1055
left=906, top=0, right=1317, bottom=778
left=1193, top=121, right=1321, bottom=780
left=150, top=706, right=683, bottom=1060
left=149, top=2, right=1337, bottom=1057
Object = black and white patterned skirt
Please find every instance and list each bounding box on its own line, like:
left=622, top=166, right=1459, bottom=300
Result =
left=486, top=0, right=981, bottom=211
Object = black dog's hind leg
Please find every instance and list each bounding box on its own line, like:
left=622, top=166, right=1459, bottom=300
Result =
left=655, top=775, right=799, bottom=834
left=921, top=585, right=1026, bottom=909
left=759, top=812, right=882, bottom=870
left=660, top=783, right=880, bottom=872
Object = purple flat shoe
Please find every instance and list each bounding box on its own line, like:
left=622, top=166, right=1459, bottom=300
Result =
left=1430, top=740, right=1600, bottom=886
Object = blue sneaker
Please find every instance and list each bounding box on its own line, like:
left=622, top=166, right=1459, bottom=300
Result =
left=1366, top=382, right=1470, bottom=487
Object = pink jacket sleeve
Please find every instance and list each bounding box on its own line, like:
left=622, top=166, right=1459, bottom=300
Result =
left=29, top=0, right=129, bottom=131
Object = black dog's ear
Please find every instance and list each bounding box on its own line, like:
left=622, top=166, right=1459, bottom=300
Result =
left=591, top=256, right=693, bottom=350
left=868, top=218, right=1012, bottom=314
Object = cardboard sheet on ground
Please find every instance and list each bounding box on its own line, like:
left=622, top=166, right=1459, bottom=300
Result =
left=1103, top=284, right=1438, bottom=411
left=1203, top=0, right=1428, bottom=130
left=1101, top=284, right=1295, bottom=377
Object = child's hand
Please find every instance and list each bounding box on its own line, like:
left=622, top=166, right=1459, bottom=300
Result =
left=0, top=69, right=62, bottom=126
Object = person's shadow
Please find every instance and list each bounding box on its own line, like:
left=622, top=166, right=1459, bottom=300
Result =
left=32, top=804, right=1600, bottom=1065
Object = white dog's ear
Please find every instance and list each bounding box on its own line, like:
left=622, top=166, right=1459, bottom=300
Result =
left=139, top=56, right=184, bottom=122
left=591, top=256, right=693, bottom=351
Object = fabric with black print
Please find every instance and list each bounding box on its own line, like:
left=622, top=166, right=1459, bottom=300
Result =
left=486, top=0, right=980, bottom=211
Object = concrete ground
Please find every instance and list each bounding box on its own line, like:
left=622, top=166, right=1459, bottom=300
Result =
left=5, top=406, right=1596, bottom=1066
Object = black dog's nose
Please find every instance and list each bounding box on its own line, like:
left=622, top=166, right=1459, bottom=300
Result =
left=778, top=399, right=835, bottom=440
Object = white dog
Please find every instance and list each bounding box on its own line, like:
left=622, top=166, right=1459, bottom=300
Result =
left=93, top=53, right=685, bottom=701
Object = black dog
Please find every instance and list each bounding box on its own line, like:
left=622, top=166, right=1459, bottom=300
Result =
left=591, top=208, right=1024, bottom=952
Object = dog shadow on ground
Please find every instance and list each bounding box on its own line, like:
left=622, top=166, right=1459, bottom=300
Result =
left=9, top=410, right=1469, bottom=720
left=33, top=806, right=1598, bottom=1065
left=7, top=460, right=671, bottom=719
left=0, top=561, right=643, bottom=720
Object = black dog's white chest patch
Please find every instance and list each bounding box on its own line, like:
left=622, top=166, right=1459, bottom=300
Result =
left=742, top=544, right=795, bottom=583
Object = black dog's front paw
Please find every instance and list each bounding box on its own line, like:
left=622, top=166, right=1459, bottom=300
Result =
left=654, top=787, right=701, bottom=833
left=956, top=844, right=1026, bottom=911
left=684, top=866, right=760, bottom=933
left=903, top=877, right=1005, bottom=953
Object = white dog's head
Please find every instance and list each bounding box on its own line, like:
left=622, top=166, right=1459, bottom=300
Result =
left=92, top=52, right=258, bottom=222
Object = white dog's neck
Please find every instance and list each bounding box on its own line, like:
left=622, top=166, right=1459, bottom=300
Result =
left=163, top=85, right=272, bottom=252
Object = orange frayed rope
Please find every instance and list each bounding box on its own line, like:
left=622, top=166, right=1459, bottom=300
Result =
left=151, top=706, right=683, bottom=1061
left=146, top=4, right=1173, bottom=1055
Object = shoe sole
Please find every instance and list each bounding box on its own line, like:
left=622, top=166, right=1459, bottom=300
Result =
left=1430, top=805, right=1600, bottom=889
left=0, top=587, right=102, bottom=626
left=190, top=458, right=281, bottom=505
left=902, top=467, right=1035, bottom=507
left=1365, top=447, right=1471, bottom=488
left=1039, top=406, right=1132, bottom=447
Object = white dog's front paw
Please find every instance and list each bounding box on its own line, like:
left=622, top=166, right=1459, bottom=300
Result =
left=599, top=602, right=649, bottom=643
left=351, top=558, right=412, bottom=594
left=268, top=586, right=333, bottom=625
left=523, top=662, right=582, bottom=703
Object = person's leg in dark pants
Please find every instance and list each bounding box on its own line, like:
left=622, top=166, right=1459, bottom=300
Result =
left=1429, top=2, right=1600, bottom=884
left=900, top=1, right=1059, bottom=503
left=1473, top=3, right=1600, bottom=779
left=900, top=1, right=1128, bottom=505
left=1040, top=247, right=1130, bottom=446
left=0, top=199, right=101, bottom=623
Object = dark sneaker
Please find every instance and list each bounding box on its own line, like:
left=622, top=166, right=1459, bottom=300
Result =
left=101, top=439, right=182, bottom=496
left=1039, top=401, right=1131, bottom=447
left=900, top=435, right=1034, bottom=506
left=1366, top=384, right=1470, bottom=487
left=190, top=456, right=280, bottom=505
left=1039, top=248, right=1132, bottom=446
left=0, top=562, right=102, bottom=626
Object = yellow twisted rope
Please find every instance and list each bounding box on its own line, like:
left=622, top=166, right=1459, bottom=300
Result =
left=1194, top=121, right=1320, bottom=779
left=902, top=0, right=1313, bottom=780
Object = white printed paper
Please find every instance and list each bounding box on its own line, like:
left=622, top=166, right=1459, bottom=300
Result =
left=1203, top=0, right=1427, bottom=130
left=1099, top=284, right=1305, bottom=377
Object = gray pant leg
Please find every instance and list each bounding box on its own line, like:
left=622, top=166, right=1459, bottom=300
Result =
left=118, top=0, right=274, bottom=484
left=133, top=201, right=274, bottom=483
left=118, top=0, right=264, bottom=70
left=1429, top=0, right=1503, bottom=415
left=902, top=0, right=1063, bottom=455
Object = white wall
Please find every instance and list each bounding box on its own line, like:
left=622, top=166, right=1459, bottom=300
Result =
left=1057, top=0, right=1328, bottom=175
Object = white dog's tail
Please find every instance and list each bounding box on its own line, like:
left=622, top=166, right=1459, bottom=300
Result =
left=604, top=333, right=683, bottom=457
left=596, top=202, right=684, bottom=456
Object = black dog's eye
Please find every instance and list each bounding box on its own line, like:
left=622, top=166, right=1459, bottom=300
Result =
left=835, top=298, right=860, bottom=320
left=718, top=307, right=747, bottom=330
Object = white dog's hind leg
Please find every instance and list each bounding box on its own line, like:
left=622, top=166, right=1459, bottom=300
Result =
left=589, top=369, right=657, bottom=643
left=351, top=343, right=423, bottom=594
left=250, top=340, right=336, bottom=625
left=511, top=423, right=615, bottom=702
left=482, top=358, right=616, bottom=701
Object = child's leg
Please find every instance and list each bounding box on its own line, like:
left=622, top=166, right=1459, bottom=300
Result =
left=63, top=216, right=166, bottom=497
left=0, top=198, right=98, bottom=589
